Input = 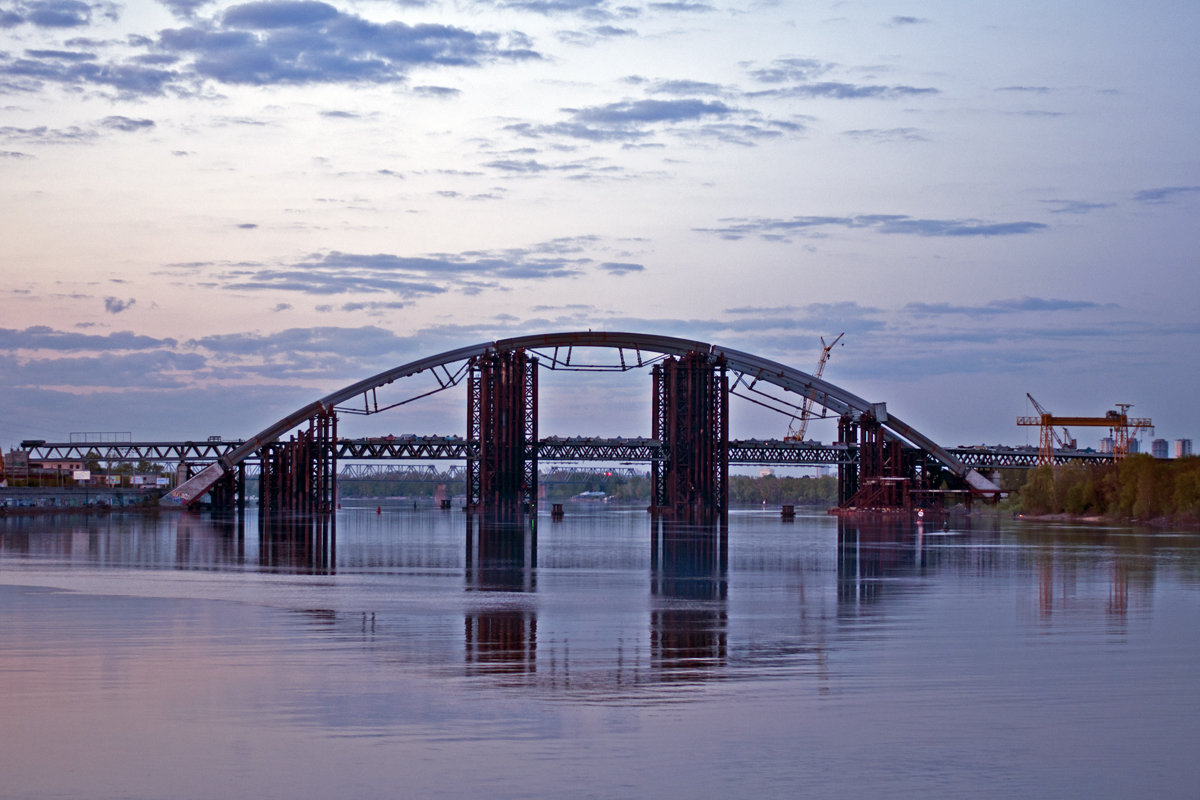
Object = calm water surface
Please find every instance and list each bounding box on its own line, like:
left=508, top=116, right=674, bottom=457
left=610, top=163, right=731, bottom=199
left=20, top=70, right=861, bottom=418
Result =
left=1, top=505, right=1198, bottom=799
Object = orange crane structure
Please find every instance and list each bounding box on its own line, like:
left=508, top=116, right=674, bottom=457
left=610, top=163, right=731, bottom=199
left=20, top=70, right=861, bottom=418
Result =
left=1017, top=394, right=1153, bottom=465
left=785, top=333, right=844, bottom=442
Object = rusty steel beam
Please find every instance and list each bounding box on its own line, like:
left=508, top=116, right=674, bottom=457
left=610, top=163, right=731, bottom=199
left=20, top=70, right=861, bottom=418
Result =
left=651, top=352, right=728, bottom=522
left=467, top=350, right=538, bottom=516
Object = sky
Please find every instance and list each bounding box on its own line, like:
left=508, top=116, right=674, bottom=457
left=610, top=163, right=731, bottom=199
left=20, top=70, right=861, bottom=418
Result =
left=2, top=0, right=1198, bottom=452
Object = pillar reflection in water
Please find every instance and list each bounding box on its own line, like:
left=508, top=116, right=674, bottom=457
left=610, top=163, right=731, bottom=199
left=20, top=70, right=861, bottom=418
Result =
left=836, top=517, right=924, bottom=608
left=176, top=511, right=246, bottom=568
left=464, top=513, right=536, bottom=675
left=649, top=518, right=728, bottom=675
left=258, top=513, right=336, bottom=574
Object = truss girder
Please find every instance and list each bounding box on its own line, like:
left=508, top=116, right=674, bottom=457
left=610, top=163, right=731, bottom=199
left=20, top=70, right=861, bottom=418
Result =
left=29, top=438, right=1112, bottom=470
left=31, top=438, right=1109, bottom=472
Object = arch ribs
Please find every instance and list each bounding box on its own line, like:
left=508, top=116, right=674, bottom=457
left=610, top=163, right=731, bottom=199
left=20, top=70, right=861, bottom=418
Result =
left=162, top=331, right=999, bottom=507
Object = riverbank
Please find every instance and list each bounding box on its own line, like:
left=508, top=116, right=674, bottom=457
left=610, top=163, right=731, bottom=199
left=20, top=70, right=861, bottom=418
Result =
left=0, top=487, right=162, bottom=517
left=1015, top=510, right=1200, bottom=530
left=1017, top=455, right=1200, bottom=528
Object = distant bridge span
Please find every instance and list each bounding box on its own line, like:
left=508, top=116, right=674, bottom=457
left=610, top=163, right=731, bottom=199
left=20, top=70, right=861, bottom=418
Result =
left=165, top=331, right=1001, bottom=507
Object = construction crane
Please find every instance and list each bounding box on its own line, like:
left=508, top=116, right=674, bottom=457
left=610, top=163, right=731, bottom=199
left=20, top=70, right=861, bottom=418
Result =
left=1024, top=394, right=1076, bottom=453
left=1017, top=395, right=1153, bottom=465
left=785, top=333, right=844, bottom=442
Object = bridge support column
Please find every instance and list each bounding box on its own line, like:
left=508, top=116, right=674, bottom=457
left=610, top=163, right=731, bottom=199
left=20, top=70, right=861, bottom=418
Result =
left=838, top=415, right=859, bottom=505
left=650, top=352, right=728, bottom=522
left=258, top=410, right=337, bottom=517
left=841, top=412, right=932, bottom=510
left=467, top=350, right=538, bottom=517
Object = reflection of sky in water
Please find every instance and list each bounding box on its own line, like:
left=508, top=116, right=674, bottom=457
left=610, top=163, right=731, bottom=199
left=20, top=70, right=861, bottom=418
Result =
left=1, top=509, right=1198, bottom=798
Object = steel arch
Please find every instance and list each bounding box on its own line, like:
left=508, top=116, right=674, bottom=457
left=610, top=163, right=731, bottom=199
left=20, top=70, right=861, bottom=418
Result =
left=165, top=331, right=998, bottom=505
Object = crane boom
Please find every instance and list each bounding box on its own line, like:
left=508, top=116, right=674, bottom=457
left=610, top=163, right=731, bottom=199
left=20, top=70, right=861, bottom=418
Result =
left=1017, top=395, right=1153, bottom=464
left=786, top=333, right=844, bottom=441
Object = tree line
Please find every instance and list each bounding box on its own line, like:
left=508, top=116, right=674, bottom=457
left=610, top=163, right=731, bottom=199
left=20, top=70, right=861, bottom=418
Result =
left=333, top=470, right=838, bottom=507
left=1019, top=455, right=1200, bottom=521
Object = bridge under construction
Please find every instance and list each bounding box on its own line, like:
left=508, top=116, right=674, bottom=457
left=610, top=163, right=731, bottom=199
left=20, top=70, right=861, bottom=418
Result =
left=18, top=332, right=1110, bottom=520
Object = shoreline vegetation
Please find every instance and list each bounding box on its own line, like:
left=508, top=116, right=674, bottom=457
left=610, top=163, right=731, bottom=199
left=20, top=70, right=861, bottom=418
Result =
left=6, top=459, right=1198, bottom=529
left=1017, top=454, right=1200, bottom=528
left=331, top=472, right=839, bottom=507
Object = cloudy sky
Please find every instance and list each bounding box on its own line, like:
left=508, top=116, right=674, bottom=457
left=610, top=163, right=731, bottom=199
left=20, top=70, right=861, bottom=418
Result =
left=2, top=0, right=1197, bottom=451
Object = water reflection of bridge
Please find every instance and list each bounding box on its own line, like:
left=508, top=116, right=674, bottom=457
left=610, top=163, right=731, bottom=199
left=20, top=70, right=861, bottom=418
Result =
left=1, top=510, right=1157, bottom=692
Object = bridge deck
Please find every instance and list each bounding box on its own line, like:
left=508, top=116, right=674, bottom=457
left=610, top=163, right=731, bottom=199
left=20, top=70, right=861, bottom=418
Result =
left=25, top=438, right=1111, bottom=470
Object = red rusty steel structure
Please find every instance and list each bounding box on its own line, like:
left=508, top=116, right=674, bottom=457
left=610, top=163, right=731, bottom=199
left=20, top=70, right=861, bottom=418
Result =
left=255, top=410, right=337, bottom=517
left=836, top=410, right=964, bottom=512
left=651, top=352, right=729, bottom=522
left=160, top=331, right=1004, bottom=513
left=23, top=437, right=1109, bottom=474
left=466, top=350, right=538, bottom=516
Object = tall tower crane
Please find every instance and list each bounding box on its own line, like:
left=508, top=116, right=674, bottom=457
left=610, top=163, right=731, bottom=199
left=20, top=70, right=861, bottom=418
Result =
left=1017, top=394, right=1153, bottom=465
left=785, top=333, right=844, bottom=442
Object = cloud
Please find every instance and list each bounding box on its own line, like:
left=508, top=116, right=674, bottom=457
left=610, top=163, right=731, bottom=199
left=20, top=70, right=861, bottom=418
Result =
left=175, top=240, right=645, bottom=297
left=506, top=96, right=800, bottom=146
left=0, top=48, right=177, bottom=96
left=412, top=84, right=460, bottom=98
left=598, top=262, right=643, bottom=275
left=10, top=351, right=206, bottom=388
left=996, top=85, right=1053, bottom=94
left=638, top=78, right=726, bottom=96
left=0, top=124, right=97, bottom=144
left=99, top=115, right=155, bottom=132
left=744, top=57, right=937, bottom=100
left=187, top=325, right=416, bottom=360
left=478, top=0, right=620, bottom=20
left=158, top=0, right=216, bottom=19
left=1133, top=186, right=1200, bottom=204
left=557, top=24, right=636, bottom=45
left=0, top=0, right=115, bottom=29
left=104, top=296, right=136, bottom=313
left=338, top=300, right=408, bottom=312
left=750, top=81, right=938, bottom=100
left=572, top=98, right=733, bottom=124
left=842, top=127, right=928, bottom=143
left=2, top=1, right=541, bottom=96
left=744, top=57, right=833, bottom=84
left=903, top=297, right=1110, bottom=316
left=1042, top=199, right=1113, bottom=215
left=155, top=2, right=541, bottom=88
left=0, top=325, right=176, bottom=351
left=723, top=301, right=886, bottom=335
left=696, top=214, right=1047, bottom=241
left=648, top=2, right=712, bottom=12
left=888, top=16, right=928, bottom=26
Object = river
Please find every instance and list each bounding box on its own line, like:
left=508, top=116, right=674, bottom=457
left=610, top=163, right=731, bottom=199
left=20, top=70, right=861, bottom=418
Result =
left=1, top=504, right=1198, bottom=799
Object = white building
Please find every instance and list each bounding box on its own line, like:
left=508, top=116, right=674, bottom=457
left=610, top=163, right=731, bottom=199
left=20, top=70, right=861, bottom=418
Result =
left=1176, top=439, right=1194, bottom=458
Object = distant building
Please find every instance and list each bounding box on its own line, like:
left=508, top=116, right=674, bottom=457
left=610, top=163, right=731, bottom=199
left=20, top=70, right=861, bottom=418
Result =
left=1099, top=437, right=1114, bottom=454
left=1177, top=439, right=1194, bottom=458
left=1128, top=439, right=1140, bottom=454
left=1152, top=439, right=1169, bottom=459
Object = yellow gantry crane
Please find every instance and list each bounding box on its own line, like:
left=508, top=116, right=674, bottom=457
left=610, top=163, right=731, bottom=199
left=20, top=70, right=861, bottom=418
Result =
left=1017, top=394, right=1153, bottom=465
left=785, top=333, right=844, bottom=442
